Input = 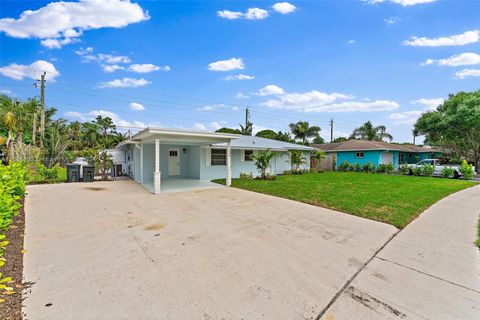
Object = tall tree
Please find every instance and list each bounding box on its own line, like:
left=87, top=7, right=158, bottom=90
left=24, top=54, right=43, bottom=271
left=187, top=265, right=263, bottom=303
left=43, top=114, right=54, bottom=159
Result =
left=288, top=121, right=321, bottom=145
left=215, top=127, right=241, bottom=134
left=255, top=129, right=278, bottom=140
left=414, top=90, right=480, bottom=172
left=350, top=121, right=393, bottom=142
left=0, top=95, right=18, bottom=162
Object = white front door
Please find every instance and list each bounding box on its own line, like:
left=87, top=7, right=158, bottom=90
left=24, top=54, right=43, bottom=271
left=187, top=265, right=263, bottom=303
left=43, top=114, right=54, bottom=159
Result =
left=168, top=149, right=180, bottom=176
left=382, top=152, right=393, bottom=164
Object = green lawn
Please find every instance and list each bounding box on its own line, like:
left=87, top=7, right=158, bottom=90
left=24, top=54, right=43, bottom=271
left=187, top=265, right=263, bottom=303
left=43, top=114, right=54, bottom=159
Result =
left=214, top=172, right=476, bottom=228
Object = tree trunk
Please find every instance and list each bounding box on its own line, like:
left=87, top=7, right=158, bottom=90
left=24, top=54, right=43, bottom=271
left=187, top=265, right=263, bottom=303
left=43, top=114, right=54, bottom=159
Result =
left=17, top=130, right=23, bottom=144
left=32, top=111, right=37, bottom=146
left=6, top=134, right=13, bottom=163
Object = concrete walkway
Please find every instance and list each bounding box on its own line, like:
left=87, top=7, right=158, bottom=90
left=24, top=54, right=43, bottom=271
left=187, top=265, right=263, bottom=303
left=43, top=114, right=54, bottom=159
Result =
left=23, top=180, right=397, bottom=320
left=320, top=184, right=480, bottom=320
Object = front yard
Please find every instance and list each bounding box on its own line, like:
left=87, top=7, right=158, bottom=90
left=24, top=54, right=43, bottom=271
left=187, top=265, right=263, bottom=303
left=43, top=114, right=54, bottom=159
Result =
left=215, top=172, right=476, bottom=228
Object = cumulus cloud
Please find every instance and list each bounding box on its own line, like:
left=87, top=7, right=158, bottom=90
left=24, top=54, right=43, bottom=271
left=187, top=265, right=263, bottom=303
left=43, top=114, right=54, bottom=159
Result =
left=0, top=60, right=59, bottom=81
left=223, top=74, right=255, bottom=81
left=366, top=0, right=436, bottom=6
left=98, top=77, right=150, bottom=88
left=102, top=64, right=125, bottom=73
left=347, top=40, right=356, bottom=45
left=0, top=0, right=149, bottom=49
left=272, top=2, right=296, bottom=14
left=208, top=58, right=244, bottom=72
left=256, top=84, right=285, bottom=96
left=127, top=64, right=170, bottom=73
left=421, top=53, right=480, bottom=67
left=260, top=89, right=398, bottom=113
left=455, top=68, right=480, bottom=79
left=129, top=102, right=145, bottom=111
left=384, top=16, right=401, bottom=25
left=65, top=109, right=146, bottom=128
left=236, top=92, right=250, bottom=99
left=404, top=30, right=480, bottom=47
left=389, top=111, right=424, bottom=124
left=198, top=104, right=239, bottom=112
left=217, top=8, right=269, bottom=20
left=411, top=98, right=444, bottom=110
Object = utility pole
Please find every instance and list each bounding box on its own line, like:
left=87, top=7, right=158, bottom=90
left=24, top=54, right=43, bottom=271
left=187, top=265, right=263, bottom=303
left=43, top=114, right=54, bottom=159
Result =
left=329, top=118, right=334, bottom=143
left=36, top=72, right=46, bottom=148
left=32, top=102, right=37, bottom=146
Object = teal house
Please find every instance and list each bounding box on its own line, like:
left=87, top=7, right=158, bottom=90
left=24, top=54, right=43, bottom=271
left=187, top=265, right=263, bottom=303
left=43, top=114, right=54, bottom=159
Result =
left=313, top=140, right=444, bottom=170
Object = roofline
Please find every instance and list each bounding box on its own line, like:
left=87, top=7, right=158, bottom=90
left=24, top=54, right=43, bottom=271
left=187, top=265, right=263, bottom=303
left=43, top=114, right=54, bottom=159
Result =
left=132, top=127, right=242, bottom=141
left=320, top=148, right=444, bottom=153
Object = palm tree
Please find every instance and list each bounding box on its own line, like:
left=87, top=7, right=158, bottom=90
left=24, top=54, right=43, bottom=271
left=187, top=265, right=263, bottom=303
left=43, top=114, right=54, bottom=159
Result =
left=350, top=121, right=393, bottom=142
left=289, top=121, right=321, bottom=144
left=239, top=108, right=253, bottom=135
left=0, top=95, right=20, bottom=162
left=288, top=150, right=307, bottom=173
left=250, top=149, right=277, bottom=179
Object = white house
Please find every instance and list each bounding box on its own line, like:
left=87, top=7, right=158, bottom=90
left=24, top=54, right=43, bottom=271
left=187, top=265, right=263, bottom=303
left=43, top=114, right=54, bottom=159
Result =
left=116, top=127, right=314, bottom=194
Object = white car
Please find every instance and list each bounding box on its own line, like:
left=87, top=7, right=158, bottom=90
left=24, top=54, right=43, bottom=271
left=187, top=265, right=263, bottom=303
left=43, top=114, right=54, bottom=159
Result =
left=408, top=159, right=475, bottom=178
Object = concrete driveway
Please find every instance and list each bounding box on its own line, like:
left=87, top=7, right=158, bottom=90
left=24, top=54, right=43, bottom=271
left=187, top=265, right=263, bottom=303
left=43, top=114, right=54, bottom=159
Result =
left=23, top=180, right=396, bottom=320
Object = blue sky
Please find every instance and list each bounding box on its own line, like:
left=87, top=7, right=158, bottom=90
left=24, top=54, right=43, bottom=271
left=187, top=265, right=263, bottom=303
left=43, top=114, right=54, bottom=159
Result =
left=1, top=0, right=479, bottom=143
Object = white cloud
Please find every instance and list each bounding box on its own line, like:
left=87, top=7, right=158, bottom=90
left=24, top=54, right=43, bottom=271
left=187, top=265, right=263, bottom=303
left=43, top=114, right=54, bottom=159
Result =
left=208, top=58, right=244, bottom=72
left=412, top=98, right=444, bottom=110
left=65, top=109, right=146, bottom=128
left=102, top=64, right=125, bottom=73
left=256, top=84, right=285, bottom=96
left=127, top=63, right=170, bottom=73
left=260, top=89, right=398, bottom=112
left=455, top=68, right=480, bottom=79
left=366, top=0, right=436, bottom=6
left=76, top=48, right=131, bottom=64
left=236, top=92, right=250, bottom=99
left=217, top=8, right=268, bottom=20
left=422, top=53, right=480, bottom=67
left=404, top=30, right=480, bottom=47
left=193, top=123, right=208, bottom=131
left=223, top=74, right=255, bottom=81
left=347, top=40, right=356, bottom=45
left=384, top=16, right=401, bottom=25
left=217, top=10, right=244, bottom=20
left=98, top=77, right=150, bottom=88
left=129, top=102, right=144, bottom=111
left=0, top=0, right=149, bottom=49
left=272, top=2, right=296, bottom=14
left=389, top=110, right=423, bottom=124
left=0, top=60, right=59, bottom=81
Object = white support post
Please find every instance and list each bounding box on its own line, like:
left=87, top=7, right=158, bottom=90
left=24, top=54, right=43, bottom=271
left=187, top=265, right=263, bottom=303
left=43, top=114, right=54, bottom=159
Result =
left=226, top=141, right=232, bottom=187
left=140, top=141, right=144, bottom=184
left=154, top=139, right=161, bottom=194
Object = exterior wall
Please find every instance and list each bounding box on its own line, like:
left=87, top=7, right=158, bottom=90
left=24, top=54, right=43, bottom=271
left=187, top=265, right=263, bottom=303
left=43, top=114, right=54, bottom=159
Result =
left=418, top=152, right=443, bottom=161
left=336, top=151, right=382, bottom=169
left=200, top=148, right=311, bottom=180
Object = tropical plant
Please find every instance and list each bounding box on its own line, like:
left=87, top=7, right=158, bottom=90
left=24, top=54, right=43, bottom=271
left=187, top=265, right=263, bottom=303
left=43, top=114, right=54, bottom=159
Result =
left=415, top=90, right=480, bottom=172
left=399, top=164, right=410, bottom=175
left=276, top=131, right=293, bottom=142
left=0, top=95, right=20, bottom=162
left=441, top=167, right=454, bottom=178
left=350, top=121, right=393, bottom=142
left=88, top=150, right=113, bottom=181
left=362, top=162, right=374, bottom=173
left=239, top=108, right=253, bottom=136
left=354, top=163, right=361, bottom=172
left=311, top=150, right=326, bottom=169
left=288, top=121, right=321, bottom=145
left=385, top=163, right=394, bottom=174
left=459, top=160, right=474, bottom=180
left=250, top=149, right=277, bottom=179
left=255, top=129, right=278, bottom=140
left=215, top=127, right=242, bottom=134
left=312, top=136, right=325, bottom=144
left=338, top=161, right=352, bottom=172
left=288, top=150, right=307, bottom=173
left=43, top=120, right=70, bottom=167
left=422, top=164, right=435, bottom=176
left=239, top=172, right=253, bottom=180
left=412, top=166, right=423, bottom=176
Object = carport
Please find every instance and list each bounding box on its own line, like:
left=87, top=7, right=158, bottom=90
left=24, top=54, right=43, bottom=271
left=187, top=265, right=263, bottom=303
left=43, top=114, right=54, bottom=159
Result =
left=117, top=128, right=240, bottom=194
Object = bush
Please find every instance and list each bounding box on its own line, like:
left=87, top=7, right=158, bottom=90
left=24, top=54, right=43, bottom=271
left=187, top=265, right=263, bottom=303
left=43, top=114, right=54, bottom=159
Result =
left=385, top=163, right=394, bottom=174
left=338, top=161, right=351, bottom=172
left=412, top=166, right=422, bottom=176
left=377, top=164, right=386, bottom=173
left=441, top=167, right=454, bottom=178
left=459, top=160, right=474, bottom=180
left=283, top=170, right=292, bottom=175
left=362, top=162, right=373, bottom=173
left=239, top=172, right=253, bottom=180
left=370, top=164, right=377, bottom=173
left=30, top=162, right=66, bottom=184
left=399, top=164, right=410, bottom=175
left=354, top=163, right=361, bottom=172
left=422, top=164, right=435, bottom=176
left=256, top=173, right=276, bottom=180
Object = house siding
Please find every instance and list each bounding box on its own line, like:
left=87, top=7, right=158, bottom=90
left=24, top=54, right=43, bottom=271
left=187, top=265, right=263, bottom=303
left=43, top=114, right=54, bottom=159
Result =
left=336, top=151, right=382, bottom=169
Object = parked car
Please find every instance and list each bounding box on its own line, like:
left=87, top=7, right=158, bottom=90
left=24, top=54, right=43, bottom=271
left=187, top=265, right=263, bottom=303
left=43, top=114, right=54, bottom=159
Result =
left=408, top=159, right=475, bottom=178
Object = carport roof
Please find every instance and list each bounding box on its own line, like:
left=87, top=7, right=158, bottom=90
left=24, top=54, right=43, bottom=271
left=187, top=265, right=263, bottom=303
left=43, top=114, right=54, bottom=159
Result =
left=212, top=135, right=315, bottom=151
left=116, top=127, right=241, bottom=147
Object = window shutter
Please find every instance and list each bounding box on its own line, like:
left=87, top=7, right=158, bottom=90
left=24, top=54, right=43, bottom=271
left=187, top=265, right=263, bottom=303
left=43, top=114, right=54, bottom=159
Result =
left=240, top=149, right=245, bottom=162
left=206, top=147, right=211, bottom=166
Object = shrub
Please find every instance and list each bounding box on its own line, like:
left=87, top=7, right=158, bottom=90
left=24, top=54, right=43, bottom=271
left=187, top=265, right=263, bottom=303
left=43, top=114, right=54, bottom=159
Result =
left=338, top=161, right=351, bottom=172
left=385, top=163, right=394, bottom=174
left=239, top=172, right=253, bottom=180
left=412, top=166, right=423, bottom=176
left=377, top=164, right=386, bottom=173
left=441, top=167, right=454, bottom=178
left=459, top=160, right=474, bottom=180
left=354, top=163, right=361, bottom=172
left=370, top=164, right=377, bottom=173
left=362, top=162, right=373, bottom=173
left=283, top=170, right=292, bottom=175
left=422, top=164, right=435, bottom=176
left=399, top=164, right=410, bottom=175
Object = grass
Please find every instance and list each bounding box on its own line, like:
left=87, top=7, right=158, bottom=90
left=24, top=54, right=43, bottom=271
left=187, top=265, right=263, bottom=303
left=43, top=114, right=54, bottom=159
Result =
left=213, top=172, right=476, bottom=228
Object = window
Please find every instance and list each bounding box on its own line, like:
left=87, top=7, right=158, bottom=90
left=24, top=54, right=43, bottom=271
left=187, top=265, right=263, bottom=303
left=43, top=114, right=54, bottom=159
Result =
left=169, top=150, right=178, bottom=157
left=211, top=149, right=226, bottom=165
left=399, top=153, right=404, bottom=163
left=355, top=152, right=364, bottom=158
left=244, top=150, right=253, bottom=161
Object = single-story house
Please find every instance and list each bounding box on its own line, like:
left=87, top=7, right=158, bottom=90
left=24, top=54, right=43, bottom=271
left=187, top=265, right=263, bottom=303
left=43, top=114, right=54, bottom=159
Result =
left=117, top=127, right=314, bottom=194
left=313, top=140, right=444, bottom=170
